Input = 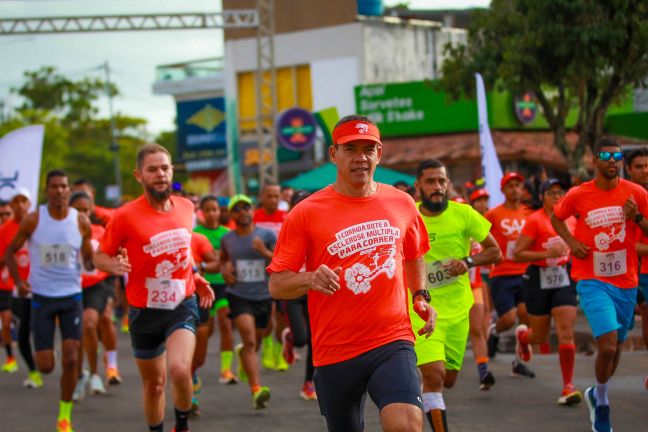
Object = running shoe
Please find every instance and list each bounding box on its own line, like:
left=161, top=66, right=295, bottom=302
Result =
left=511, top=361, right=535, bottom=378
left=479, top=371, right=495, bottom=391
left=23, top=370, right=44, bottom=388
left=219, top=369, right=239, bottom=385
left=56, top=419, right=75, bottom=432
left=120, top=316, right=129, bottom=334
left=584, top=386, right=612, bottom=432
left=72, top=370, right=89, bottom=401
left=106, top=367, right=122, bottom=385
left=190, top=395, right=201, bottom=417
left=487, top=323, right=499, bottom=358
left=300, top=381, right=317, bottom=401
left=252, top=386, right=271, bottom=410
left=89, top=373, right=106, bottom=394
left=274, top=342, right=289, bottom=371
left=235, top=343, right=248, bottom=383
left=192, top=372, right=202, bottom=394
left=281, top=328, right=296, bottom=365
left=515, top=324, right=532, bottom=362
left=1, top=356, right=18, bottom=373
left=557, top=384, right=582, bottom=406
left=261, top=337, right=275, bottom=370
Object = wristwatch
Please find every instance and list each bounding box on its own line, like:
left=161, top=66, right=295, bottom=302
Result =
left=635, top=213, right=644, bottom=224
left=463, top=256, right=475, bottom=268
left=412, top=289, right=431, bottom=303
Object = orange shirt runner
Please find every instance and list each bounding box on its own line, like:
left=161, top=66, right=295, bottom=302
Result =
left=82, top=224, right=111, bottom=288
left=485, top=204, right=533, bottom=277
left=553, top=179, right=648, bottom=288
left=0, top=220, right=30, bottom=292
left=520, top=209, right=576, bottom=267
left=100, top=195, right=196, bottom=308
left=253, top=208, right=286, bottom=238
left=191, top=232, right=214, bottom=264
left=267, top=184, right=430, bottom=367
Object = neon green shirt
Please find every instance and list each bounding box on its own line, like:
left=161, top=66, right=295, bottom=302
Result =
left=418, top=200, right=491, bottom=319
left=193, top=224, right=230, bottom=284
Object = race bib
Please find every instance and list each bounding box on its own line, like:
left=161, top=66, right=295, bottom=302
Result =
left=506, top=240, right=517, bottom=260
left=236, top=260, right=266, bottom=283
left=145, top=278, right=186, bottom=310
left=593, top=250, right=627, bottom=277
left=40, top=244, right=72, bottom=268
left=468, top=267, right=477, bottom=285
left=426, top=259, right=459, bottom=289
left=539, top=265, right=570, bottom=289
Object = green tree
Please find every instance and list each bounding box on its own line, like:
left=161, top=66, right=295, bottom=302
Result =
left=440, top=0, right=648, bottom=172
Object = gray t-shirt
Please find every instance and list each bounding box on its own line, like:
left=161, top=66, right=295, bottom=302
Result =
left=222, top=227, right=276, bottom=300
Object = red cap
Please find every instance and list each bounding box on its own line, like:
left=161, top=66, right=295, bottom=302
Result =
left=469, top=188, right=490, bottom=202
left=500, top=172, right=524, bottom=189
left=332, top=120, right=381, bottom=145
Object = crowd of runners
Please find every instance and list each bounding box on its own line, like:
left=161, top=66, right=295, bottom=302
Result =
left=0, top=116, right=647, bottom=432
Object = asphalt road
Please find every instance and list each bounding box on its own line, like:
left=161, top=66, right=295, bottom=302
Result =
left=2, top=325, right=647, bottom=431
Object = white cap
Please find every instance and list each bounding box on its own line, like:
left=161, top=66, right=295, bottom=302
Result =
left=11, top=187, right=32, bottom=202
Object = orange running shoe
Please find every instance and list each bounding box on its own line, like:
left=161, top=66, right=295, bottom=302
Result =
left=56, top=419, right=74, bottom=432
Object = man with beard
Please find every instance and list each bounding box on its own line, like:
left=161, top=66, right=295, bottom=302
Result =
left=6, top=171, right=94, bottom=432
left=411, top=159, right=500, bottom=431
left=552, top=137, right=648, bottom=432
left=484, top=172, right=536, bottom=378
left=94, top=143, right=214, bottom=432
left=220, top=194, right=276, bottom=409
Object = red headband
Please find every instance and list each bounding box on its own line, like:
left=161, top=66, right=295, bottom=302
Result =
left=332, top=120, right=381, bottom=145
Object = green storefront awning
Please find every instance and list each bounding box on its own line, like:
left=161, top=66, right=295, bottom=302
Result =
left=282, top=163, right=416, bottom=192
left=605, top=112, right=648, bottom=141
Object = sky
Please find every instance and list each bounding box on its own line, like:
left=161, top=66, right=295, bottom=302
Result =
left=1, top=0, right=490, bottom=136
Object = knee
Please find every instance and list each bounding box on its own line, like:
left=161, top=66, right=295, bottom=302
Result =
left=168, top=361, right=192, bottom=383
left=469, top=325, right=484, bottom=340
left=143, top=376, right=166, bottom=398
left=597, top=340, right=618, bottom=359
left=242, top=339, right=256, bottom=352
left=83, top=314, right=98, bottom=332
left=381, top=404, right=422, bottom=432
left=61, top=354, right=78, bottom=372
left=38, top=362, right=55, bottom=374
left=420, top=367, right=444, bottom=388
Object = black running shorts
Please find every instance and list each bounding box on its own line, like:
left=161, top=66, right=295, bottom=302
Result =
left=313, top=340, right=423, bottom=432
left=490, top=275, right=525, bottom=316
left=522, top=265, right=577, bottom=316
left=31, top=293, right=83, bottom=351
left=226, top=293, right=272, bottom=329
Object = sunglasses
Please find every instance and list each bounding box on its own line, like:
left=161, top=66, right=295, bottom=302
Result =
left=598, top=151, right=623, bottom=162
left=231, top=204, right=252, bottom=213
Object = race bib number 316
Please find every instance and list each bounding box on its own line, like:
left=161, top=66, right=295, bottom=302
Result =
left=593, top=250, right=627, bottom=277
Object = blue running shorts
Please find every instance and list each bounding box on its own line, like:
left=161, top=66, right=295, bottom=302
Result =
left=576, top=279, right=636, bottom=341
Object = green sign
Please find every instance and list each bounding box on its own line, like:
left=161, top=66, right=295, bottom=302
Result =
left=355, top=81, right=479, bottom=137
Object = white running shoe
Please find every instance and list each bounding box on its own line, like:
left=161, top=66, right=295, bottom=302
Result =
left=89, top=373, right=106, bottom=394
left=73, top=370, right=89, bottom=401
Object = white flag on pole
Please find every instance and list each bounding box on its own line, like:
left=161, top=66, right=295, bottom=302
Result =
left=475, top=73, right=505, bottom=207
left=0, top=125, right=45, bottom=210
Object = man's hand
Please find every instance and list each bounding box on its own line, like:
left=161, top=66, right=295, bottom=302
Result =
left=414, top=301, right=437, bottom=338
left=567, top=239, right=590, bottom=259
left=17, top=280, right=32, bottom=297
left=443, top=259, right=468, bottom=277
left=194, top=272, right=215, bottom=309
left=309, top=265, right=342, bottom=296
left=623, top=195, right=638, bottom=220
left=222, top=261, right=237, bottom=286
left=547, top=242, right=569, bottom=258
left=110, top=248, right=132, bottom=276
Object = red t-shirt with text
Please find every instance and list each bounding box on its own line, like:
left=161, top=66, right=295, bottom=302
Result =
left=520, top=209, right=575, bottom=267
left=0, top=220, right=29, bottom=292
left=485, top=204, right=533, bottom=277
left=82, top=224, right=111, bottom=288
left=553, top=179, right=648, bottom=288
left=100, top=195, right=196, bottom=308
left=267, top=184, right=429, bottom=366
left=191, top=232, right=214, bottom=264
left=253, top=208, right=286, bottom=238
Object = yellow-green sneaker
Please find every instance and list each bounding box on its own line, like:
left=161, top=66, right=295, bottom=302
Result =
left=235, top=343, right=248, bottom=383
left=252, top=386, right=271, bottom=410
left=274, top=342, right=289, bottom=371
left=261, top=336, right=276, bottom=370
left=23, top=370, right=44, bottom=388
left=1, top=356, right=18, bottom=373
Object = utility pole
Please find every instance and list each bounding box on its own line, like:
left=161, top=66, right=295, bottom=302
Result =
left=102, top=61, right=122, bottom=202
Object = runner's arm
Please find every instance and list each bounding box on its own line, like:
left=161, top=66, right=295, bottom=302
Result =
left=6, top=213, right=37, bottom=291
left=637, top=242, right=648, bottom=258
left=474, top=233, right=501, bottom=265
left=270, top=264, right=342, bottom=300
left=78, top=214, right=95, bottom=271
left=404, top=256, right=437, bottom=337
left=199, top=249, right=220, bottom=273
left=94, top=247, right=131, bottom=275
left=512, top=234, right=566, bottom=262
left=550, top=214, right=589, bottom=259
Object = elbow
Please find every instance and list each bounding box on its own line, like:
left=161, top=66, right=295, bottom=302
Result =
left=268, top=276, right=281, bottom=299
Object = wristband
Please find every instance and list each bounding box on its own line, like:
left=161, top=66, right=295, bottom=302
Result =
left=412, top=289, right=431, bottom=303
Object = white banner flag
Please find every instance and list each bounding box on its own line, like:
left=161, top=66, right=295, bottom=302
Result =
left=475, top=73, right=505, bottom=207
left=0, top=125, right=45, bottom=210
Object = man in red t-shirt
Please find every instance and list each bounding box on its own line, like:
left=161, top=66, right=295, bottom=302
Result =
left=94, top=144, right=214, bottom=432
left=552, top=137, right=648, bottom=432
left=484, top=172, right=535, bottom=378
left=268, top=115, right=436, bottom=432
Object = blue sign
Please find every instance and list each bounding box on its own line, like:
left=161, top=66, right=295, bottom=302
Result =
left=277, top=107, right=318, bottom=151
left=176, top=97, right=227, bottom=169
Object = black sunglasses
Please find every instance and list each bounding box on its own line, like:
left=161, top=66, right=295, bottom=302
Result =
left=598, top=151, right=623, bottom=162
left=231, top=203, right=252, bottom=212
